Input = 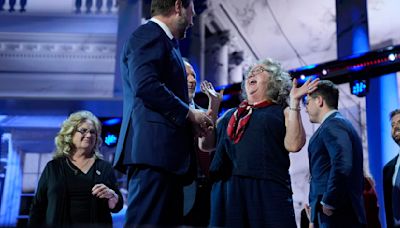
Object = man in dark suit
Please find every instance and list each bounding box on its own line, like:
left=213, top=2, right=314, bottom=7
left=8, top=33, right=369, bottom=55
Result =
left=113, top=0, right=213, bottom=226
left=304, top=80, right=366, bottom=227
left=383, top=109, right=400, bottom=228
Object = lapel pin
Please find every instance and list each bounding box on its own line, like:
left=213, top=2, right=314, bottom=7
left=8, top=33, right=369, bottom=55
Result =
left=96, top=170, right=101, bottom=175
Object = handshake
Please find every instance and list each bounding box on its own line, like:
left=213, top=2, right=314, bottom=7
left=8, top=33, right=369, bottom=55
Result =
left=188, top=108, right=214, bottom=137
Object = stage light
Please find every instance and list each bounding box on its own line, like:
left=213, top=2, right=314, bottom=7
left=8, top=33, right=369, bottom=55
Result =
left=388, top=53, right=396, bottom=61
left=297, top=74, right=319, bottom=85
left=104, top=133, right=118, bottom=147
left=102, top=118, right=121, bottom=126
left=350, top=79, right=369, bottom=97
left=100, top=117, right=121, bottom=147
left=288, top=44, right=400, bottom=85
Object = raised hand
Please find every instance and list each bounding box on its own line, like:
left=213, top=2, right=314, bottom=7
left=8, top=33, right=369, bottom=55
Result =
left=201, top=80, right=223, bottom=121
left=290, top=77, right=320, bottom=100
left=200, top=80, right=223, bottom=103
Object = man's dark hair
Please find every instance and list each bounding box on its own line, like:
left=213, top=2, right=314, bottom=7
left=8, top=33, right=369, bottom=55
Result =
left=390, top=109, right=400, bottom=121
left=151, top=0, right=192, bottom=17
left=310, top=80, right=339, bottom=109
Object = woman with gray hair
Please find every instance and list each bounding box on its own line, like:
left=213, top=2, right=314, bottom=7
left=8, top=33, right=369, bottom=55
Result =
left=29, top=110, right=123, bottom=227
left=203, top=59, right=319, bottom=227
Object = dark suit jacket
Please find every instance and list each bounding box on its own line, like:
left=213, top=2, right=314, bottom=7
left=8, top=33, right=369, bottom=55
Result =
left=113, top=21, right=194, bottom=176
left=383, top=154, right=399, bottom=228
left=308, top=112, right=366, bottom=224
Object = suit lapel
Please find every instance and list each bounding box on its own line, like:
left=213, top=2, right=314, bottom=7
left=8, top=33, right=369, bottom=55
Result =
left=309, top=112, right=339, bottom=155
left=313, top=112, right=339, bottom=137
left=388, top=155, right=399, bottom=179
left=148, top=21, right=187, bottom=81
left=172, top=45, right=186, bottom=74
left=170, top=42, right=189, bottom=102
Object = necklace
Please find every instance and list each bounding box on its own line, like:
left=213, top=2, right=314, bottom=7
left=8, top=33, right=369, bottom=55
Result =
left=66, top=157, right=92, bottom=175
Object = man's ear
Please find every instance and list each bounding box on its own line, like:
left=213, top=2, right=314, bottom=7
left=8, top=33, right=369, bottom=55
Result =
left=175, top=0, right=182, bottom=15
left=316, top=95, right=324, bottom=107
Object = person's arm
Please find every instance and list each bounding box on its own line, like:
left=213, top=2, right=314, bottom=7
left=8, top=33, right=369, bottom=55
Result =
left=108, top=170, right=123, bottom=212
left=188, top=108, right=214, bottom=137
left=126, top=34, right=214, bottom=136
left=321, top=201, right=335, bottom=216
left=198, top=81, right=223, bottom=152
left=198, top=118, right=217, bottom=152
left=383, top=161, right=395, bottom=227
left=126, top=33, right=189, bottom=127
left=92, top=165, right=123, bottom=212
left=284, top=99, right=306, bottom=152
left=284, top=78, right=319, bottom=152
left=321, top=120, right=354, bottom=209
left=29, top=163, right=50, bottom=227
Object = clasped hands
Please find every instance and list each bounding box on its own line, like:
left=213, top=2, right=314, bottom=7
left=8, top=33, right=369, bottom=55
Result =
left=188, top=108, right=214, bottom=137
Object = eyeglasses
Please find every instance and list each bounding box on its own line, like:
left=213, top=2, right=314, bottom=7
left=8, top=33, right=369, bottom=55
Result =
left=246, top=67, right=268, bottom=79
left=303, top=95, right=317, bottom=106
left=302, top=96, right=309, bottom=106
left=76, top=128, right=96, bottom=135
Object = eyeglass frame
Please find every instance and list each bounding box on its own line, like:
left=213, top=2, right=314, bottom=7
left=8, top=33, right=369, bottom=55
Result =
left=75, top=127, right=97, bottom=135
left=245, top=66, right=271, bottom=79
left=302, top=94, right=319, bottom=107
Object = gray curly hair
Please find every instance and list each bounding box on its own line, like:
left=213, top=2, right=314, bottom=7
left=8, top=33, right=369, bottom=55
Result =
left=54, top=110, right=103, bottom=159
left=241, top=58, right=292, bottom=105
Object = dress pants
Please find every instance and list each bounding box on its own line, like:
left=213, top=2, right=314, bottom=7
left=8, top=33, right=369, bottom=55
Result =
left=125, top=166, right=184, bottom=227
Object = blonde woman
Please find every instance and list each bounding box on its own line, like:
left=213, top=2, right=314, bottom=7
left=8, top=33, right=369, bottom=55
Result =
left=29, top=110, right=123, bottom=227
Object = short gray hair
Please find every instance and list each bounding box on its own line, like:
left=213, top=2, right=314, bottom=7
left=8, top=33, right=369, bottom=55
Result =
left=241, top=58, right=292, bottom=105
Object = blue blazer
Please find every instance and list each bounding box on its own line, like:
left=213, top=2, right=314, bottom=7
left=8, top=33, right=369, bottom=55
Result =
left=308, top=112, right=366, bottom=224
left=113, top=21, right=194, bottom=176
left=383, top=154, right=399, bottom=228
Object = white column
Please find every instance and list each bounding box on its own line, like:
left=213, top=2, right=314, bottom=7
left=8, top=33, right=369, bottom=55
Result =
left=114, top=0, right=142, bottom=97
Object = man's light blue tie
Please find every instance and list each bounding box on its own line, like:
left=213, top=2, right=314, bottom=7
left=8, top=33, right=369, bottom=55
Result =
left=171, top=38, right=179, bottom=49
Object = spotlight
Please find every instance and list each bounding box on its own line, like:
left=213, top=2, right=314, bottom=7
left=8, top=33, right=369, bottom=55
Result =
left=104, top=133, right=118, bottom=147
left=102, top=118, right=121, bottom=126
left=297, top=74, right=319, bottom=85
left=100, top=117, right=121, bottom=147
left=388, top=53, right=396, bottom=61
left=350, top=79, right=369, bottom=97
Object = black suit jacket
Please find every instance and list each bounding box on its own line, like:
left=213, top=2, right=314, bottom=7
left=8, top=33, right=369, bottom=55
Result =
left=308, top=112, right=366, bottom=224
left=113, top=21, right=195, bottom=177
left=383, top=154, right=399, bottom=228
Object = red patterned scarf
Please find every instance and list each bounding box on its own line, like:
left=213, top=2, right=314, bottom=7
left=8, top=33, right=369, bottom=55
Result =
left=227, top=100, right=273, bottom=144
